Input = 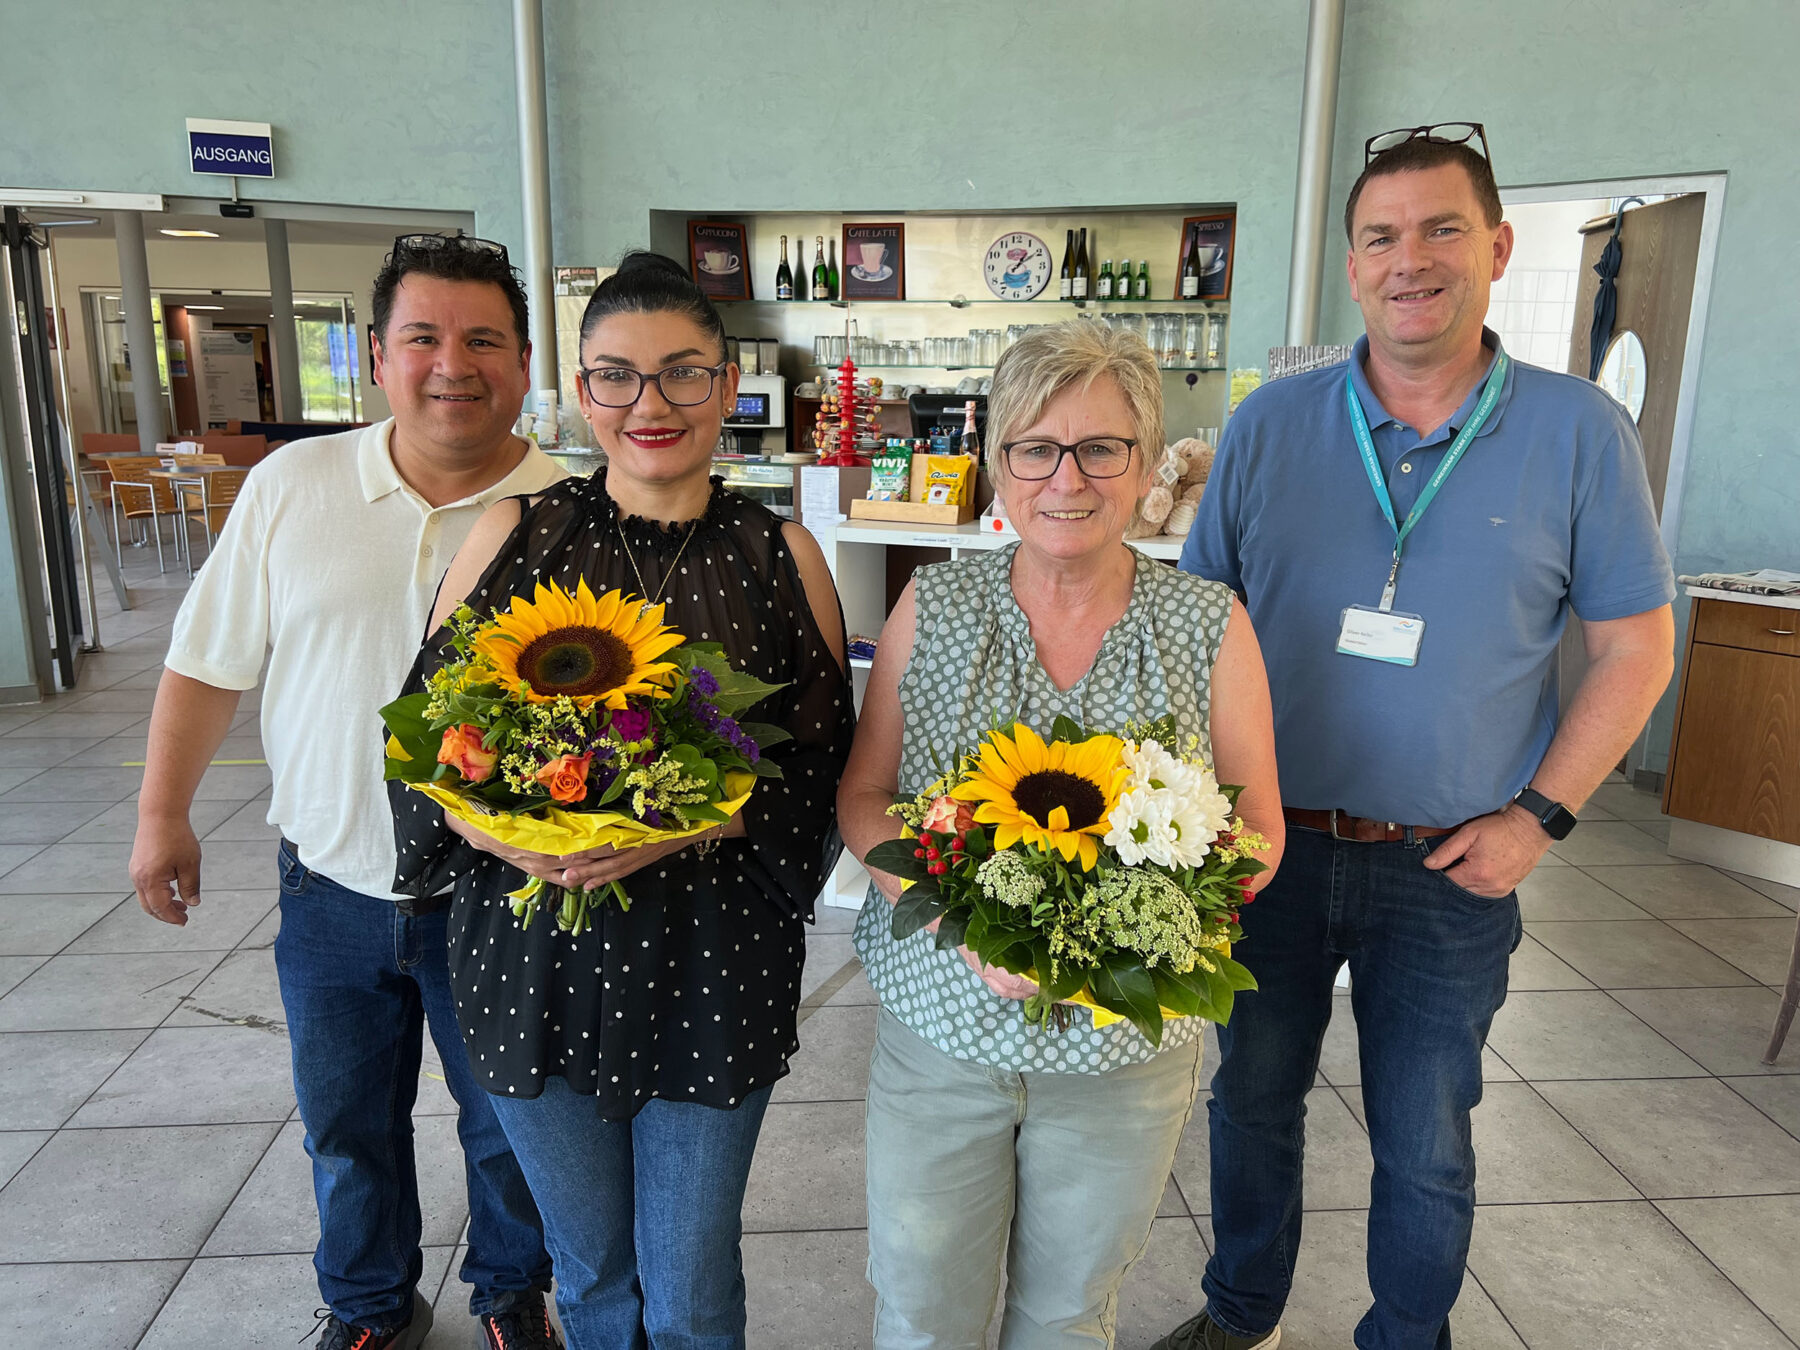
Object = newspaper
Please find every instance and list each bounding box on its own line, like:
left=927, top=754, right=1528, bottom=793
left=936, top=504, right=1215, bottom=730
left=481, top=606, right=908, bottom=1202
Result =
left=1677, top=569, right=1800, bottom=597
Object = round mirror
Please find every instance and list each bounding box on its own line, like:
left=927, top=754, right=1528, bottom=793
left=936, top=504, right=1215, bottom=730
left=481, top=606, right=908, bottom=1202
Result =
left=1597, top=330, right=1648, bottom=422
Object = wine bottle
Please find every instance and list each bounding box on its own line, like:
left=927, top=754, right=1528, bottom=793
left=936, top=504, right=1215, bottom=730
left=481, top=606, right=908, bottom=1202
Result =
left=1181, top=224, right=1202, bottom=299
left=812, top=236, right=829, bottom=301
left=776, top=236, right=794, bottom=301
left=826, top=238, right=839, bottom=300
left=1118, top=259, right=1132, bottom=301
left=1072, top=228, right=1090, bottom=300
left=1059, top=229, right=1074, bottom=301
left=1097, top=259, right=1114, bottom=301
left=1134, top=259, right=1150, bottom=300
left=960, top=400, right=980, bottom=459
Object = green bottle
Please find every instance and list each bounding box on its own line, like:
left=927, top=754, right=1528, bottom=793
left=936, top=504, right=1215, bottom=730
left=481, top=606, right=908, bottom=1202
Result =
left=1097, top=259, right=1115, bottom=300
left=1134, top=259, right=1151, bottom=300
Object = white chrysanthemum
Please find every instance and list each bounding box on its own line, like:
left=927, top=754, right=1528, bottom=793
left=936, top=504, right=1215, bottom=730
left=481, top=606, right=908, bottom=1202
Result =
left=1105, top=741, right=1234, bottom=868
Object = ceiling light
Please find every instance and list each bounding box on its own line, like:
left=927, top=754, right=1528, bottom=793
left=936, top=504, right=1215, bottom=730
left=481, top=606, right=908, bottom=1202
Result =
left=184, top=304, right=223, bottom=311
left=160, top=228, right=219, bottom=238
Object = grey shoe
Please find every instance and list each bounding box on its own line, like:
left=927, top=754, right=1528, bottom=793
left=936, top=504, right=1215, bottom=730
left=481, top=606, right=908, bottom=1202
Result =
left=1147, top=1309, right=1281, bottom=1350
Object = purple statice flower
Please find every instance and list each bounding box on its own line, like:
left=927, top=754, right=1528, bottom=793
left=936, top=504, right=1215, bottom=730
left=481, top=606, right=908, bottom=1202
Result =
left=642, top=806, right=663, bottom=828
left=610, top=707, right=654, bottom=744
left=690, top=667, right=720, bottom=696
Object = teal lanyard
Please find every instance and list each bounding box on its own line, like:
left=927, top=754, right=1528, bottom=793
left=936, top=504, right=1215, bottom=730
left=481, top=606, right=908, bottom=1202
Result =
left=1345, top=351, right=1508, bottom=610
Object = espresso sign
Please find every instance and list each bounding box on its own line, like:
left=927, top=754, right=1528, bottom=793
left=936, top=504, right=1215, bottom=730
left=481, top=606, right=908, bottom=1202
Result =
left=840, top=223, right=906, bottom=300
left=687, top=220, right=751, bottom=301
left=186, top=118, right=275, bottom=179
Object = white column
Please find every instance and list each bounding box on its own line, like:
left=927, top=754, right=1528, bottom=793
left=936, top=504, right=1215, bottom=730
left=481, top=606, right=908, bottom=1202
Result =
left=264, top=217, right=303, bottom=422
left=513, top=0, right=557, bottom=392
left=1284, top=0, right=1347, bottom=345
left=113, top=211, right=164, bottom=452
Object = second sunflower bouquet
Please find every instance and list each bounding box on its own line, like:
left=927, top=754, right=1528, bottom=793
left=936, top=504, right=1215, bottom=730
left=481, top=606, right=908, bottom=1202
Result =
left=382, top=577, right=788, bottom=934
left=868, top=718, right=1268, bottom=1045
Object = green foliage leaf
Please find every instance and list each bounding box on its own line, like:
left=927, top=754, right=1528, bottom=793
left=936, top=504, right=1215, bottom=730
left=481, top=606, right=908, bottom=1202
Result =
left=1050, top=714, right=1085, bottom=745
left=891, top=887, right=946, bottom=939
left=934, top=911, right=969, bottom=950
left=1216, top=955, right=1259, bottom=993
left=735, top=722, right=794, bottom=752
left=867, top=838, right=936, bottom=882
left=1091, top=960, right=1165, bottom=1046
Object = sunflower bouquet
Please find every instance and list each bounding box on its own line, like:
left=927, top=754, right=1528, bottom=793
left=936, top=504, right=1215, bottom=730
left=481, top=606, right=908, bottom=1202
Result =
left=866, top=716, right=1268, bottom=1045
left=381, top=578, right=788, bottom=933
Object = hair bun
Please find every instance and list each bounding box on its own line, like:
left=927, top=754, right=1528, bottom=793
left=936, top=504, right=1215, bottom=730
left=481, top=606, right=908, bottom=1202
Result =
left=614, top=250, right=689, bottom=280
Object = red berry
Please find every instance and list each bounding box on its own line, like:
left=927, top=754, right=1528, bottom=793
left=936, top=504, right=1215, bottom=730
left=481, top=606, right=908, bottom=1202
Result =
left=928, top=861, right=948, bottom=876
left=914, top=848, right=926, bottom=859
left=950, top=838, right=965, bottom=853
left=925, top=848, right=940, bottom=861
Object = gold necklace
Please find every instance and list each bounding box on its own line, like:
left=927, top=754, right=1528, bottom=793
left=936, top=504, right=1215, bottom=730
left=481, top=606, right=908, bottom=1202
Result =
left=617, top=514, right=701, bottom=610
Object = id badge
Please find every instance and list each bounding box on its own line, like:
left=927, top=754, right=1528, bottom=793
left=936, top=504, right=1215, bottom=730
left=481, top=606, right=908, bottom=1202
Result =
left=1337, top=605, right=1425, bottom=666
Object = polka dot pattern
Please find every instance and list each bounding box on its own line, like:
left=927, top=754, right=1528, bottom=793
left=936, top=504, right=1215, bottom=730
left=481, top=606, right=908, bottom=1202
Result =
left=852, top=543, right=1231, bottom=1073
left=391, top=472, right=855, bottom=1117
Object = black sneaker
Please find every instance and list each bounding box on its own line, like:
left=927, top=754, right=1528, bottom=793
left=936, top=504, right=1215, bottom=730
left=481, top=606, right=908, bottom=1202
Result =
left=480, top=1290, right=564, bottom=1350
left=1147, top=1309, right=1281, bottom=1350
left=308, top=1290, right=434, bottom=1350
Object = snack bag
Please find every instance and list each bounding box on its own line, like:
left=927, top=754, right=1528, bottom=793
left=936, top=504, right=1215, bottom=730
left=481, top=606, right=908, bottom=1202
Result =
left=869, top=443, right=913, bottom=501
left=922, top=454, right=974, bottom=506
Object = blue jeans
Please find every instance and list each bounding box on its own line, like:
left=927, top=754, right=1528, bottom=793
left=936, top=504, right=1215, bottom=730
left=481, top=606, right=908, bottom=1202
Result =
left=1202, top=827, right=1522, bottom=1350
left=275, top=841, right=552, bottom=1325
left=488, top=1075, right=774, bottom=1350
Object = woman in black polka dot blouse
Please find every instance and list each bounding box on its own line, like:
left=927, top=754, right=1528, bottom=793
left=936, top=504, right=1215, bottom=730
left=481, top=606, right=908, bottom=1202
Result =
left=390, top=252, right=853, bottom=1348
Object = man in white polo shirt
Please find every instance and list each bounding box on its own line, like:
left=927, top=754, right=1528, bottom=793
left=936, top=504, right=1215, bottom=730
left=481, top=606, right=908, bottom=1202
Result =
left=131, top=234, right=566, bottom=1350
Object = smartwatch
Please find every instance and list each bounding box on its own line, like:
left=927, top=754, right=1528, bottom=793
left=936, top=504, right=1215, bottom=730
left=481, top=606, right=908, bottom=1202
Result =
left=1513, top=787, right=1578, bottom=841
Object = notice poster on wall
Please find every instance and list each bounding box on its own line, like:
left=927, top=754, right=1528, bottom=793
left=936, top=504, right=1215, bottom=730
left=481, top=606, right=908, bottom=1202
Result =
left=200, top=330, right=260, bottom=423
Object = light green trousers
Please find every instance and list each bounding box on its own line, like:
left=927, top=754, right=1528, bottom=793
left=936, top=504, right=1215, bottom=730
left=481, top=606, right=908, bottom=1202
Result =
left=865, top=1008, right=1204, bottom=1350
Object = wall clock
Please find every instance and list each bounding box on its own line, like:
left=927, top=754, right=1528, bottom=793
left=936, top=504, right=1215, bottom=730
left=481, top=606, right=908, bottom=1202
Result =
left=983, top=231, right=1053, bottom=301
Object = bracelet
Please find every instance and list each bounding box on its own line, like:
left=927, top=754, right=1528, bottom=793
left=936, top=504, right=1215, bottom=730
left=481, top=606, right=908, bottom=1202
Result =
left=694, top=826, right=724, bottom=858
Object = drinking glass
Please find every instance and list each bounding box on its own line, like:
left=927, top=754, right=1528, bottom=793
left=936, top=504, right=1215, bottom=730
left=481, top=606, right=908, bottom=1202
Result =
left=1183, top=315, right=1205, bottom=364
left=1206, top=313, right=1227, bottom=365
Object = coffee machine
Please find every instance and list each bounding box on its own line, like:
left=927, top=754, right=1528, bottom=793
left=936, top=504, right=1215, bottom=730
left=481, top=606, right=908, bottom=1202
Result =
left=715, top=373, right=797, bottom=517
left=719, top=373, right=788, bottom=458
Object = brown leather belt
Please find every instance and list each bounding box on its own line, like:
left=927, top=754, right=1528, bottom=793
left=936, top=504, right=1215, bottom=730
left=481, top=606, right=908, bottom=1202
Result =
left=1283, top=807, right=1462, bottom=843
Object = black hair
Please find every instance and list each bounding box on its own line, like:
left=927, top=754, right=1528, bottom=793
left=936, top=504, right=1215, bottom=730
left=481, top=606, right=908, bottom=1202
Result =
left=1344, top=138, right=1503, bottom=243
left=371, top=237, right=530, bottom=349
left=580, top=250, right=728, bottom=361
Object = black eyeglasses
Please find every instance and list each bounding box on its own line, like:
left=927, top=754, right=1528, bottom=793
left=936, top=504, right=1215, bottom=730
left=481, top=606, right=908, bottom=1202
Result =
left=391, top=232, right=511, bottom=262
left=580, top=363, right=727, bottom=408
left=1001, top=437, right=1137, bottom=481
left=1363, top=122, right=1490, bottom=166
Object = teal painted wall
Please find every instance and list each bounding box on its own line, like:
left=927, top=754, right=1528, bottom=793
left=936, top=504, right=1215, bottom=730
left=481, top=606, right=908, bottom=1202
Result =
left=4, top=0, right=1795, bottom=756
left=0, top=1, right=525, bottom=242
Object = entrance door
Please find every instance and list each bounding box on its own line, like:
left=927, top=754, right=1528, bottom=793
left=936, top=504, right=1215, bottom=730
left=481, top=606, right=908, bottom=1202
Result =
left=1569, top=194, right=1706, bottom=515
left=2, top=207, right=84, bottom=687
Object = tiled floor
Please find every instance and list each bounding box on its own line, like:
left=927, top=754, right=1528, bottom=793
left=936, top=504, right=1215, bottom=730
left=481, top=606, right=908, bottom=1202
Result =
left=2, top=544, right=1798, bottom=1348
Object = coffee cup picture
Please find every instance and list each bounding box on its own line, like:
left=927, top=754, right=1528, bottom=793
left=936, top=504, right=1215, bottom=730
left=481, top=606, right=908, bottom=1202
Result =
left=1193, top=244, right=1223, bottom=273
left=703, top=249, right=730, bottom=273
left=841, top=223, right=906, bottom=298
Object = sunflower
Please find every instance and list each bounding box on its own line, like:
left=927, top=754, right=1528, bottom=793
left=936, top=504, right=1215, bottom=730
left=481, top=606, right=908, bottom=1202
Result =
left=474, top=578, right=684, bottom=710
left=951, top=723, right=1128, bottom=870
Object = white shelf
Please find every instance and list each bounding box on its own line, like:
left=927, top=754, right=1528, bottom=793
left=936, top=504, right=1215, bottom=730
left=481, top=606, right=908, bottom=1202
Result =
left=831, top=518, right=1183, bottom=560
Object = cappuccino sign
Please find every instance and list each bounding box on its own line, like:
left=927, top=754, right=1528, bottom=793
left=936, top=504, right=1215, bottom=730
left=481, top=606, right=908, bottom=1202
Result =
left=186, top=119, right=275, bottom=179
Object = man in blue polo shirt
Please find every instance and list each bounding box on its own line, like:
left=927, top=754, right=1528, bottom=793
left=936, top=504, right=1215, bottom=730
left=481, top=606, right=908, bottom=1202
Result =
left=1155, top=127, right=1676, bottom=1350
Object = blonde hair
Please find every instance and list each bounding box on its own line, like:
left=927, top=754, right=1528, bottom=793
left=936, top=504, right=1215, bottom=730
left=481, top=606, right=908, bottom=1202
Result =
left=986, top=320, right=1163, bottom=480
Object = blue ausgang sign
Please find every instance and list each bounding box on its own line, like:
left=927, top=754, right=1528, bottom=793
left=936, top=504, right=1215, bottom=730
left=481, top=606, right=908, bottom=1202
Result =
left=185, top=119, right=275, bottom=179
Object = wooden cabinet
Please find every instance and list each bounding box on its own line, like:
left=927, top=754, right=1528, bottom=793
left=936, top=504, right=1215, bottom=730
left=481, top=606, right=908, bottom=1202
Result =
left=1664, top=597, right=1800, bottom=844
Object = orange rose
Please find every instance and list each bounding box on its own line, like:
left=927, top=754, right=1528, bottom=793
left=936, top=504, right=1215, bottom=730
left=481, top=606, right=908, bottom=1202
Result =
left=437, top=724, right=497, bottom=784
left=920, top=794, right=977, bottom=836
left=534, top=753, right=593, bottom=804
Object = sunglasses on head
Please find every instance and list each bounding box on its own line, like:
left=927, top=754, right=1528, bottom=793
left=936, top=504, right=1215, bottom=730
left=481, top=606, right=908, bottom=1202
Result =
left=1363, top=122, right=1490, bottom=166
left=391, top=232, right=511, bottom=263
